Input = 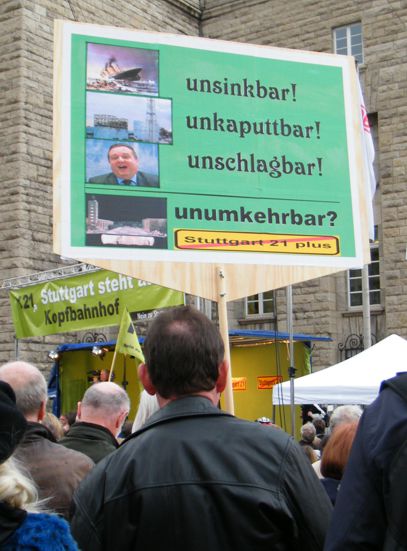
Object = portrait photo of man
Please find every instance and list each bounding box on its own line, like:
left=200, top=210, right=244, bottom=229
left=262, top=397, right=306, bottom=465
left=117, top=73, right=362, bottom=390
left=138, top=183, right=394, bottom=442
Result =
left=88, top=144, right=159, bottom=187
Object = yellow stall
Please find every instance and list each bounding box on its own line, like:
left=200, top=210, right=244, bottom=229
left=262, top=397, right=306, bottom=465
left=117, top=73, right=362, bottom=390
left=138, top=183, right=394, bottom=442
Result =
left=50, top=329, right=330, bottom=438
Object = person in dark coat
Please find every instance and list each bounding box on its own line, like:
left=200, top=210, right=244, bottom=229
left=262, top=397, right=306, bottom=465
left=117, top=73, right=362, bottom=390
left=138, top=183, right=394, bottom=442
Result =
left=0, top=361, right=94, bottom=519
left=71, top=306, right=332, bottom=551
left=325, top=373, right=407, bottom=550
left=60, top=382, right=130, bottom=463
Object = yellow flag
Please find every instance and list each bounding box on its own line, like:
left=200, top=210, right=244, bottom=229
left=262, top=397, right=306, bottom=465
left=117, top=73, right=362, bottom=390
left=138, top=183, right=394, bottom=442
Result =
left=115, top=307, right=144, bottom=363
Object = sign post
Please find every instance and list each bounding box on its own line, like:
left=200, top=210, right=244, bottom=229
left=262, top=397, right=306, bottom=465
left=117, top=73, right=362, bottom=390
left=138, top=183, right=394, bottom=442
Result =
left=217, top=266, right=234, bottom=414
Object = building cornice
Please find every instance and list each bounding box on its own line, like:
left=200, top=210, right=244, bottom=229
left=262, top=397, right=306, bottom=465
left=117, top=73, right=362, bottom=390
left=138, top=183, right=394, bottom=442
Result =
left=164, top=0, right=271, bottom=23
left=201, top=0, right=270, bottom=21
left=165, top=0, right=202, bottom=19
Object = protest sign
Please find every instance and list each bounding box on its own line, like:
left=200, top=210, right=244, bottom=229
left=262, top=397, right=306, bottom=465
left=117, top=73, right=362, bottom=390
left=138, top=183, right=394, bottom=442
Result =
left=9, top=269, right=184, bottom=338
left=54, top=22, right=369, bottom=274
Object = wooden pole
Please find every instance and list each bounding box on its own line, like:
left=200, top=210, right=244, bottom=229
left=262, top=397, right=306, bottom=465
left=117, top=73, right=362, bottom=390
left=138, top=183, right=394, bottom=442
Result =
left=217, top=266, right=234, bottom=415
left=109, top=348, right=119, bottom=382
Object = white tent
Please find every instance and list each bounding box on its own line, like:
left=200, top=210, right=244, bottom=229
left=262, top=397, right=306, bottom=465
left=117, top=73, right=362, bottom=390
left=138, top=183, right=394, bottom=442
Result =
left=272, top=334, right=407, bottom=405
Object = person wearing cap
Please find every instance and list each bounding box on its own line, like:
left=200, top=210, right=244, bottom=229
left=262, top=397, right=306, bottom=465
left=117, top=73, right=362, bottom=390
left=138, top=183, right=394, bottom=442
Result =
left=0, top=380, right=78, bottom=549
left=0, top=361, right=94, bottom=519
left=255, top=417, right=281, bottom=429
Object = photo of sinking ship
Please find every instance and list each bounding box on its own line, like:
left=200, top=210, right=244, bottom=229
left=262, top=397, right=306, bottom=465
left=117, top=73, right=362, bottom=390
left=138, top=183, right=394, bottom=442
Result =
left=87, top=49, right=159, bottom=95
left=87, top=57, right=158, bottom=96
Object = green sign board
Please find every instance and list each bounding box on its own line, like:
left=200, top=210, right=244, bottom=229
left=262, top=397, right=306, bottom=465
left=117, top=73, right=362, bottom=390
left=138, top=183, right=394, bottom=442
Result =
left=55, top=22, right=365, bottom=269
left=10, top=270, right=184, bottom=338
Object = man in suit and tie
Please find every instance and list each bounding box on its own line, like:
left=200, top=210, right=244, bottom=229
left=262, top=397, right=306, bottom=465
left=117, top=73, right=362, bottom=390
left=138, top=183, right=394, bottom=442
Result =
left=88, top=144, right=159, bottom=187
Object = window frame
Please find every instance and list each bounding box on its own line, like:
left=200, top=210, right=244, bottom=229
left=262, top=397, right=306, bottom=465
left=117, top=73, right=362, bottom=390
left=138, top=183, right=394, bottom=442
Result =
left=245, top=291, right=275, bottom=318
left=347, top=240, right=380, bottom=308
left=333, top=22, right=364, bottom=65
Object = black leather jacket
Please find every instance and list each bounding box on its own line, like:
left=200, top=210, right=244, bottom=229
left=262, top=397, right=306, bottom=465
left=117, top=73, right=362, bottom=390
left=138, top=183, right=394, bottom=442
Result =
left=72, top=396, right=332, bottom=550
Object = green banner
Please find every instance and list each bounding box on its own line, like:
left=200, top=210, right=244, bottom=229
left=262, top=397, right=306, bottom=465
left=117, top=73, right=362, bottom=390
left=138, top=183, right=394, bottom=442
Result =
left=9, top=270, right=184, bottom=338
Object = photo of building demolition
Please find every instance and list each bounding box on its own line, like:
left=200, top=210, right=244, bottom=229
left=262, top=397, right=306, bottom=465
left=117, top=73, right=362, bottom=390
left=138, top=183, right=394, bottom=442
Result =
left=86, top=42, right=159, bottom=95
left=86, top=194, right=168, bottom=249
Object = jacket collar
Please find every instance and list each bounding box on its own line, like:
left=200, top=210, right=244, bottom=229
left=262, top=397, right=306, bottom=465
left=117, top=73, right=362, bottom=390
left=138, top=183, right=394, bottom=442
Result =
left=21, top=422, right=56, bottom=444
left=66, top=422, right=118, bottom=447
left=123, top=395, right=233, bottom=445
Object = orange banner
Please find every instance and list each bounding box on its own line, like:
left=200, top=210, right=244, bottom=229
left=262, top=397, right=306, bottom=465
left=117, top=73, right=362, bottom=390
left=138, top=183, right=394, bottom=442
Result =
left=232, top=377, right=247, bottom=391
left=257, top=375, right=283, bottom=390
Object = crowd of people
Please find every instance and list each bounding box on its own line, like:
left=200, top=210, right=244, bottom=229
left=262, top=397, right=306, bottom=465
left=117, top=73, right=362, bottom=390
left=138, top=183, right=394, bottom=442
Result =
left=0, top=305, right=406, bottom=549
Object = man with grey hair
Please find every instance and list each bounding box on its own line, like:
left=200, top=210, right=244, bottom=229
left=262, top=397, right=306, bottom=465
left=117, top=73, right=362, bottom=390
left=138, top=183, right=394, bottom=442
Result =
left=299, top=422, right=319, bottom=447
left=0, top=360, right=94, bottom=519
left=328, top=404, right=363, bottom=433
left=60, top=382, right=130, bottom=463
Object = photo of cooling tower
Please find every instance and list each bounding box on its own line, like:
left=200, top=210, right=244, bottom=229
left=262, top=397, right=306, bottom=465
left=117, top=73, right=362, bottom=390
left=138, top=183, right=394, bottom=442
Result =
left=85, top=92, right=172, bottom=144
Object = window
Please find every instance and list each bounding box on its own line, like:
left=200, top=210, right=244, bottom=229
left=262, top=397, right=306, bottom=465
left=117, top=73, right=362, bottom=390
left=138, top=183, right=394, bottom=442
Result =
left=348, top=234, right=380, bottom=307
left=333, top=23, right=363, bottom=65
left=246, top=291, right=274, bottom=317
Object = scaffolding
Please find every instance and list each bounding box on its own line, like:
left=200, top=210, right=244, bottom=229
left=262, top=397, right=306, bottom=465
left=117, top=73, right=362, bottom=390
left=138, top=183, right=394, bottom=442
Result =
left=1, top=263, right=100, bottom=290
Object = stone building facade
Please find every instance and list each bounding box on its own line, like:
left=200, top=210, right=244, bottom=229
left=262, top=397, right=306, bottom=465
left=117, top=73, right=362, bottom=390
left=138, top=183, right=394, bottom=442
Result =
left=0, top=0, right=405, bottom=372
left=202, top=0, right=404, bottom=370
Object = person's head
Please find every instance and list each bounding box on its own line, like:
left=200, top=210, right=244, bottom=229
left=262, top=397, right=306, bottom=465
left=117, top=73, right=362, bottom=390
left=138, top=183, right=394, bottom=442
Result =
left=313, top=418, right=326, bottom=436
left=302, top=444, right=318, bottom=464
left=321, top=421, right=358, bottom=480
left=0, top=361, right=47, bottom=422
left=256, top=417, right=272, bottom=425
left=0, top=457, right=41, bottom=513
left=300, top=422, right=316, bottom=444
left=99, top=369, right=110, bottom=382
left=77, top=382, right=130, bottom=438
left=42, top=412, right=64, bottom=441
left=329, top=405, right=363, bottom=433
left=59, top=411, right=77, bottom=434
left=108, top=144, right=138, bottom=180
left=0, top=381, right=27, bottom=464
left=140, top=306, right=227, bottom=403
